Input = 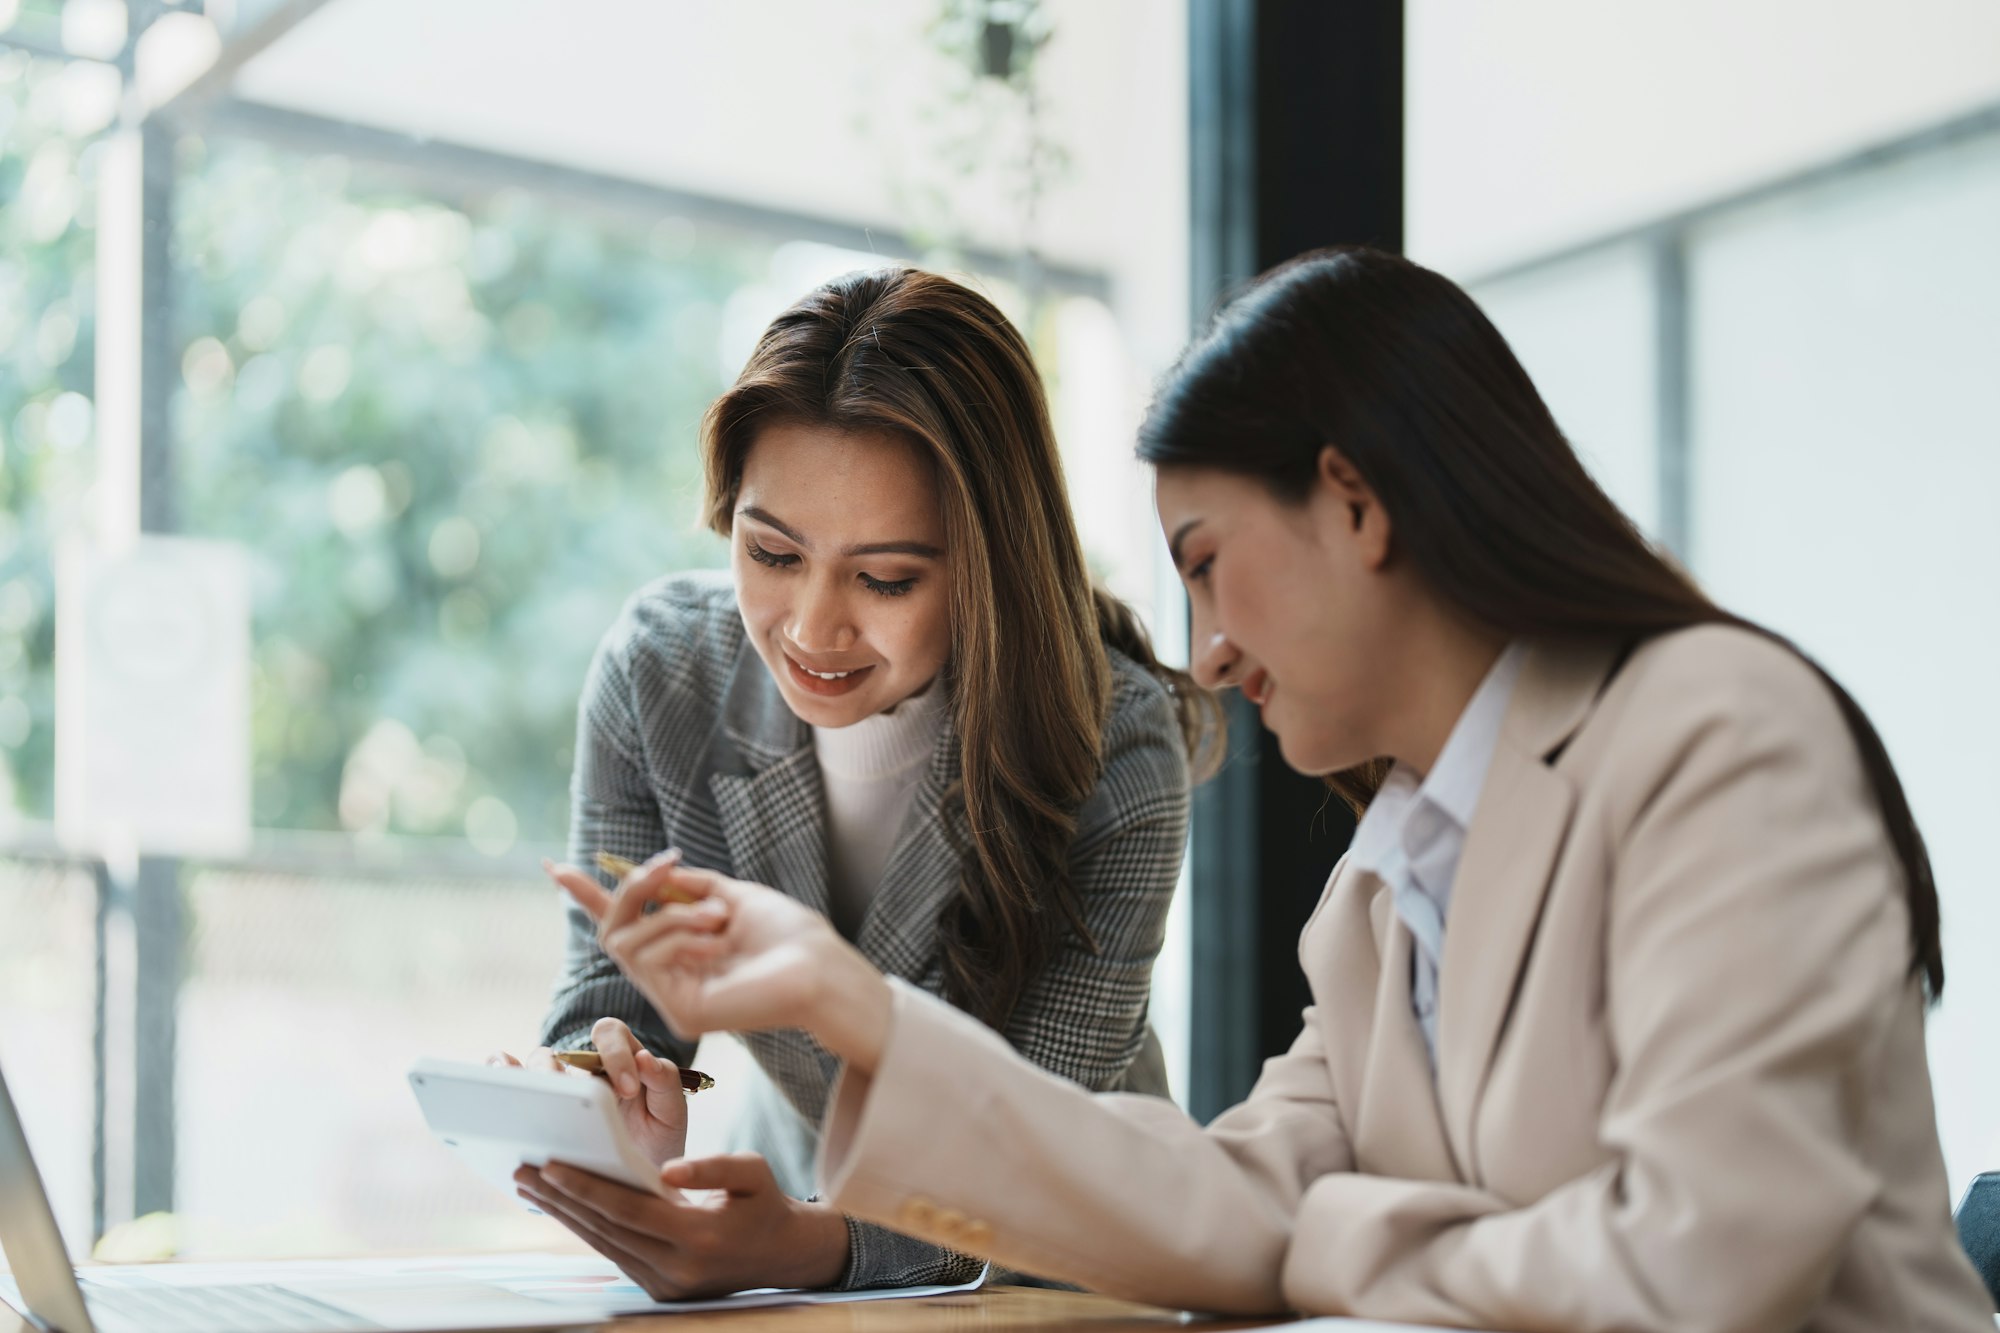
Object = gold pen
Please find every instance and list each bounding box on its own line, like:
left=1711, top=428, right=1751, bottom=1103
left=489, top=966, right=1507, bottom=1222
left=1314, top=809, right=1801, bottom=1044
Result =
left=551, top=1048, right=714, bottom=1094
left=593, top=850, right=700, bottom=904
left=578, top=850, right=717, bottom=1093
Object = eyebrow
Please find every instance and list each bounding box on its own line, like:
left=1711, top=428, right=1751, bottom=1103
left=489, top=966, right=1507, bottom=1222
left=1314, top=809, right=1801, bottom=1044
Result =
left=738, top=506, right=806, bottom=546
left=845, top=540, right=944, bottom=559
left=1167, top=518, right=1203, bottom=573
left=738, top=506, right=943, bottom=561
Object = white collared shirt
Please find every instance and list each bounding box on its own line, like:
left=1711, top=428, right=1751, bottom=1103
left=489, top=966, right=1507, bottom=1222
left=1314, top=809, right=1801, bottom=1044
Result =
left=1345, top=641, right=1527, bottom=1067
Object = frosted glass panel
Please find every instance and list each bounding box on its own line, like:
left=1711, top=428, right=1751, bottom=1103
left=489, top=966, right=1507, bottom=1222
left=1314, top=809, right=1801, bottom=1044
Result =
left=1471, top=245, right=1660, bottom=538
left=1689, top=129, right=2000, bottom=1194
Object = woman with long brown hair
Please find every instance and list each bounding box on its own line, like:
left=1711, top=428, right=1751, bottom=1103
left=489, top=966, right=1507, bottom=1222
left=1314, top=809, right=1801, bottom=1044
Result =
left=498, top=267, right=1211, bottom=1298
left=559, top=247, right=1993, bottom=1328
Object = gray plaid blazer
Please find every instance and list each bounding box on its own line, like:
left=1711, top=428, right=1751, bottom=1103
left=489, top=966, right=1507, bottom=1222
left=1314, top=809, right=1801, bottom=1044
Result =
left=540, top=573, right=1190, bottom=1290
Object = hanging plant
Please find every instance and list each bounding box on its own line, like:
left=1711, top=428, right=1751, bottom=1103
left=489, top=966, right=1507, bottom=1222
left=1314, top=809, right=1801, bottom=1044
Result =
left=905, top=0, right=1073, bottom=305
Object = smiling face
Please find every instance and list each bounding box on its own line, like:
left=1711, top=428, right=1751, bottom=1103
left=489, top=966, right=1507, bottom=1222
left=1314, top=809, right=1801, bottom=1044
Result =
left=1155, top=450, right=1409, bottom=776
left=731, top=420, right=952, bottom=728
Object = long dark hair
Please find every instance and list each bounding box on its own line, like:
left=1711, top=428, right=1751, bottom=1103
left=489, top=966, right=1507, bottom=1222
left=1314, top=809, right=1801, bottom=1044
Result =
left=704, top=268, right=1220, bottom=1028
left=1137, top=246, right=1944, bottom=1002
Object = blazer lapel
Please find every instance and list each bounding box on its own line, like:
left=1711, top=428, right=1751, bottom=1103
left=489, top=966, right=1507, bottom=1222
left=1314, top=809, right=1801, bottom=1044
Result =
left=855, top=718, right=962, bottom=983
left=1434, top=638, right=1622, bottom=1181
left=1354, top=879, right=1461, bottom=1182
left=706, top=640, right=830, bottom=917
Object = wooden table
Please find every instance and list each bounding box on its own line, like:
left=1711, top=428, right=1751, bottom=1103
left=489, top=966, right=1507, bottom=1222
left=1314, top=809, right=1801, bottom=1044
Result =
left=3, top=1283, right=1285, bottom=1331
left=618, top=1285, right=1280, bottom=1329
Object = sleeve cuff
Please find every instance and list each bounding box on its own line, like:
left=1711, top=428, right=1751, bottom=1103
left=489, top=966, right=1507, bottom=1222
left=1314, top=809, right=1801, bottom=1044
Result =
left=817, top=976, right=999, bottom=1216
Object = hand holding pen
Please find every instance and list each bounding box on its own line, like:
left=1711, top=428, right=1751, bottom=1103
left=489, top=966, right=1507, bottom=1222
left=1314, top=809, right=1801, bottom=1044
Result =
left=523, top=851, right=855, bottom=1297
left=588, top=850, right=703, bottom=906
left=549, top=1048, right=713, bottom=1095
left=531, top=850, right=723, bottom=1097
left=489, top=1014, right=691, bottom=1168
left=478, top=851, right=725, bottom=1169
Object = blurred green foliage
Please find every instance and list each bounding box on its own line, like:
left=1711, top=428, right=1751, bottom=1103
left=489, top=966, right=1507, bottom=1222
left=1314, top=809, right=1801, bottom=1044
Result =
left=173, top=139, right=754, bottom=844
left=0, top=50, right=95, bottom=824
left=1, top=36, right=1091, bottom=853
left=4, top=51, right=766, bottom=845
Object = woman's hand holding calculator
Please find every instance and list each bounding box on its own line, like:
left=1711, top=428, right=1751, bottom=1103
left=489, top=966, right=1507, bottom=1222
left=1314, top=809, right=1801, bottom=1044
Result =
left=487, top=1016, right=688, bottom=1168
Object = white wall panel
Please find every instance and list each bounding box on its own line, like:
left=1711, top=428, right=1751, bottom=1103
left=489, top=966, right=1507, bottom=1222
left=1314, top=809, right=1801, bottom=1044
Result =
left=1689, top=130, right=2000, bottom=1192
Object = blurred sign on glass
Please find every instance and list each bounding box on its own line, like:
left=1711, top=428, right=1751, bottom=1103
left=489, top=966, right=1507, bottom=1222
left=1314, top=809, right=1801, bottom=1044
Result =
left=55, top=536, right=250, bottom=858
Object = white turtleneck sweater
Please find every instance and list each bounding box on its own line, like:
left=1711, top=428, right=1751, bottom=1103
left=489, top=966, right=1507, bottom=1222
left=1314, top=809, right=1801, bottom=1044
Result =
left=811, top=682, right=946, bottom=940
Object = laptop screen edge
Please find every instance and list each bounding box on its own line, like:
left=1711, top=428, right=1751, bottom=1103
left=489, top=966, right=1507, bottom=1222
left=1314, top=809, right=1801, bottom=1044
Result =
left=0, top=1060, right=96, bottom=1333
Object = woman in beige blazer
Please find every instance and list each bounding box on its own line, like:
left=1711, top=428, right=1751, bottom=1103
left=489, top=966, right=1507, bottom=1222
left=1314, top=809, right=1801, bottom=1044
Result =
left=543, top=249, right=1994, bottom=1330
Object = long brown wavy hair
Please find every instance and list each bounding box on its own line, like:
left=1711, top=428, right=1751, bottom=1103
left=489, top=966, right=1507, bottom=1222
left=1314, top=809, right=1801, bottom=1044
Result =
left=1138, top=246, right=1944, bottom=1002
left=703, top=267, right=1220, bottom=1029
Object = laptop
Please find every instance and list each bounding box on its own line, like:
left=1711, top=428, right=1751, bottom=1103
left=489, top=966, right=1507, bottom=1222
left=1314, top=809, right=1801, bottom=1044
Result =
left=1, top=1057, right=989, bottom=1332
left=0, top=1057, right=612, bottom=1332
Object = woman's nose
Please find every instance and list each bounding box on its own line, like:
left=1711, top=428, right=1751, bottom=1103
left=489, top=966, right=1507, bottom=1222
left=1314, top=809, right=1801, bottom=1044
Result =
left=1191, top=629, right=1241, bottom=691
left=788, top=578, right=857, bottom=653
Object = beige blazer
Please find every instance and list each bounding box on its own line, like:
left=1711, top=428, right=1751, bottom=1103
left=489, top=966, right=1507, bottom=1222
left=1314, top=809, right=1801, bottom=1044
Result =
left=816, top=627, right=1994, bottom=1331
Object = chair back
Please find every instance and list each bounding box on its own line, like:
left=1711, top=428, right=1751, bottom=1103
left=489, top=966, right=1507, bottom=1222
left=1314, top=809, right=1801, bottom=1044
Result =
left=1958, top=1172, right=2000, bottom=1311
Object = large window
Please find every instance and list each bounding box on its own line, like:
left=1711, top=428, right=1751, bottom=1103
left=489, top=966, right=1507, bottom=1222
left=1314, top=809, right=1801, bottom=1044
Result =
left=174, top=141, right=754, bottom=848
left=1466, top=113, right=2000, bottom=1195
left=1, top=43, right=91, bottom=828
left=0, top=39, right=102, bottom=1255
left=2, top=0, right=1190, bottom=1257
left=1686, top=126, right=2000, bottom=1190
left=1472, top=244, right=1662, bottom=541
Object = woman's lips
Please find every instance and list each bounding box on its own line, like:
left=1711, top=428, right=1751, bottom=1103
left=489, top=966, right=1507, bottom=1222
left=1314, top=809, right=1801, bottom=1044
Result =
left=785, top=653, right=876, bottom=697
